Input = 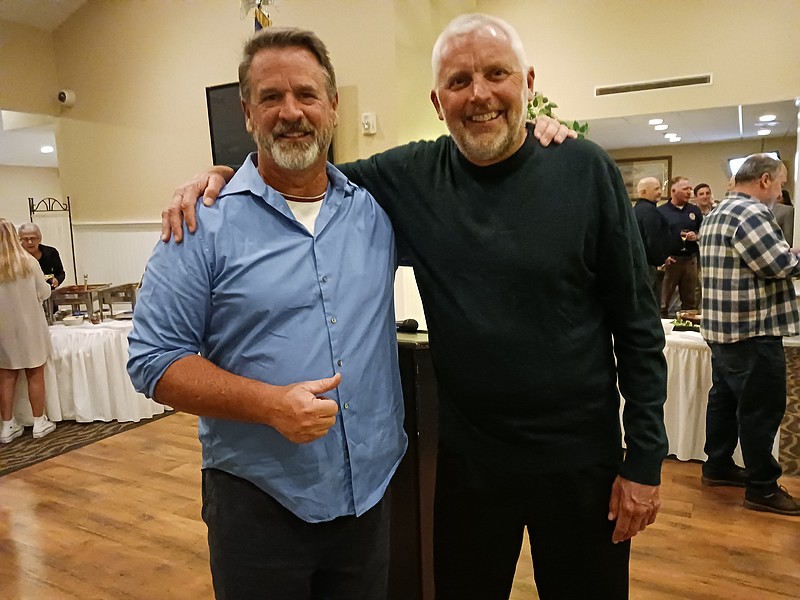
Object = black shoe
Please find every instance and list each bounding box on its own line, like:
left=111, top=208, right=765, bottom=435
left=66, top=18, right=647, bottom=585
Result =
left=701, top=465, right=747, bottom=488
left=743, top=486, right=800, bottom=516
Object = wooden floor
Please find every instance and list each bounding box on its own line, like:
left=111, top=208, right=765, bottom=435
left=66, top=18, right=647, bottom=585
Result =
left=1, top=413, right=798, bottom=600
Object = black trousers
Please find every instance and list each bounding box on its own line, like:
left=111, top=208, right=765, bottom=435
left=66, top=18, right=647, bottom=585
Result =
left=201, top=468, right=390, bottom=600
left=705, top=337, right=786, bottom=493
left=433, top=449, right=630, bottom=600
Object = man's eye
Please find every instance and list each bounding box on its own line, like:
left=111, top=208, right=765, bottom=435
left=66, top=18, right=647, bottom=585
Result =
left=448, top=77, right=469, bottom=90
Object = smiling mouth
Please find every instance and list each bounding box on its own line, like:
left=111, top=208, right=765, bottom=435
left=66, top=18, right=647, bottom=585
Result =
left=469, top=110, right=502, bottom=123
left=278, top=131, right=312, bottom=140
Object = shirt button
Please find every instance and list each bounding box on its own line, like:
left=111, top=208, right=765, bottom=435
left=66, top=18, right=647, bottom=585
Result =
left=321, top=276, right=328, bottom=283
left=337, top=359, right=343, bottom=367
left=330, top=317, right=337, bottom=324
left=343, top=403, right=350, bottom=410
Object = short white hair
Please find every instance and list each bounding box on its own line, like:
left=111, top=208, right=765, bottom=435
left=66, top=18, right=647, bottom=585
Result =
left=431, top=13, right=529, bottom=86
left=17, top=222, right=41, bottom=237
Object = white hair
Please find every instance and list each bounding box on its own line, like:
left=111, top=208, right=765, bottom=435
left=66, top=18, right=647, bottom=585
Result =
left=431, top=13, right=529, bottom=86
left=17, top=222, right=42, bottom=237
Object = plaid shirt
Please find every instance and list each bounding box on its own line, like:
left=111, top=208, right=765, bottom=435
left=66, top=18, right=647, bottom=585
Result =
left=699, top=192, right=800, bottom=343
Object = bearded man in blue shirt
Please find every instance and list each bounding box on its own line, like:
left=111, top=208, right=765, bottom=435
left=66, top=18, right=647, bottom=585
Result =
left=127, top=28, right=408, bottom=599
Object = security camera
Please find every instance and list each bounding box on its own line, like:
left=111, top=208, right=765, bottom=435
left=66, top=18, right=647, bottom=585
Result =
left=57, top=89, right=76, bottom=107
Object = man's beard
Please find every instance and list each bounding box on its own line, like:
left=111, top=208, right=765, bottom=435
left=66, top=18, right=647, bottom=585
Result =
left=255, top=117, right=334, bottom=170
left=447, top=97, right=526, bottom=164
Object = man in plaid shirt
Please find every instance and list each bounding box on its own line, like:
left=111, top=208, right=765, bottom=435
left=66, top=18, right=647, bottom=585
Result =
left=699, top=153, right=800, bottom=516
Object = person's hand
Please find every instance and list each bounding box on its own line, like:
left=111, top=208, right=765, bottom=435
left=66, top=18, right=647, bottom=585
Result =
left=49, top=278, right=59, bottom=289
left=161, top=166, right=235, bottom=243
left=664, top=256, right=677, bottom=266
left=269, top=372, right=342, bottom=444
left=607, top=475, right=660, bottom=543
left=532, top=115, right=577, bottom=147
left=684, top=231, right=698, bottom=242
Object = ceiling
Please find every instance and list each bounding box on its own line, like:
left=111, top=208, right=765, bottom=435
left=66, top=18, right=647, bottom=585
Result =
left=0, top=110, right=59, bottom=168
left=586, top=100, right=798, bottom=151
left=0, top=0, right=86, bottom=32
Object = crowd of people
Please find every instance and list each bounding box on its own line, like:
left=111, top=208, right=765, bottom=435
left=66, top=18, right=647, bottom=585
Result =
left=633, top=176, right=795, bottom=319
left=144, top=11, right=800, bottom=600
left=632, top=159, right=800, bottom=517
left=2, top=9, right=798, bottom=599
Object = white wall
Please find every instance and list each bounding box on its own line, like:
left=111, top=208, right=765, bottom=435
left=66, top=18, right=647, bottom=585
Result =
left=72, top=223, right=161, bottom=287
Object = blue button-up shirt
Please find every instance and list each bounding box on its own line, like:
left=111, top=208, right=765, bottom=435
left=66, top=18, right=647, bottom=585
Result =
left=128, top=155, right=407, bottom=522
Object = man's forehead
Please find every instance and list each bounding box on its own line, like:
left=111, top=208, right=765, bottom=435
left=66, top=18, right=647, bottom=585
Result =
left=440, top=28, right=516, bottom=65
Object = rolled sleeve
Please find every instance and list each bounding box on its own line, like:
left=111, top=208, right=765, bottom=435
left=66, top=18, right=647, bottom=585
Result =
left=127, top=216, right=213, bottom=398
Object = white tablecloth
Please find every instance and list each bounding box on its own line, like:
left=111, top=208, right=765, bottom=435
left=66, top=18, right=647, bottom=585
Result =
left=13, top=320, right=166, bottom=424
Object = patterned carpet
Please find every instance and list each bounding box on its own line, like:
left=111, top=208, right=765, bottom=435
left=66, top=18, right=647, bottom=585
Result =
left=780, top=347, right=800, bottom=476
left=0, top=411, right=174, bottom=477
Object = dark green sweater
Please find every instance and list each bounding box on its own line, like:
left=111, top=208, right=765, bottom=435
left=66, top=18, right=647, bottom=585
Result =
left=340, top=125, right=667, bottom=485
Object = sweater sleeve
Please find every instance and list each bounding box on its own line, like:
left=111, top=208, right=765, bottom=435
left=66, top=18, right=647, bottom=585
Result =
left=596, top=154, right=669, bottom=485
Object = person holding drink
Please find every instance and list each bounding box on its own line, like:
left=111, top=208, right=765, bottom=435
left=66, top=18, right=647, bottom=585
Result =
left=658, top=176, right=703, bottom=317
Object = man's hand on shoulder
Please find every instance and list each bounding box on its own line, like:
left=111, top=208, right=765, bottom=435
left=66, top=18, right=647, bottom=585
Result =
left=161, top=165, right=235, bottom=243
left=607, top=475, right=660, bottom=543
left=532, top=115, right=577, bottom=147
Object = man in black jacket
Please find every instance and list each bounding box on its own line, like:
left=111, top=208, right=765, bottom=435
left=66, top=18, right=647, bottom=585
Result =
left=633, top=176, right=670, bottom=299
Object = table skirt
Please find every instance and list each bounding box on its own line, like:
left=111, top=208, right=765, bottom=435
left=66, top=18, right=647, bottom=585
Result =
left=13, top=320, right=166, bottom=424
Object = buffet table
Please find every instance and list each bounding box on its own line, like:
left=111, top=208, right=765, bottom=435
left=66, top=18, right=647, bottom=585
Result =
left=12, top=320, right=167, bottom=425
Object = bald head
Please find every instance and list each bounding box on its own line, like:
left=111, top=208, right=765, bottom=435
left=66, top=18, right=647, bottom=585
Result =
left=636, top=177, right=662, bottom=203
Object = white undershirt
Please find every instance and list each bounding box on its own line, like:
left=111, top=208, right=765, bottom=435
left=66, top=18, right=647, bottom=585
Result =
left=285, top=198, right=324, bottom=235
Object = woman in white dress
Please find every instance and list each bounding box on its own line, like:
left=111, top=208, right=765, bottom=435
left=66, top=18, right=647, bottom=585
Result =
left=0, top=219, right=56, bottom=442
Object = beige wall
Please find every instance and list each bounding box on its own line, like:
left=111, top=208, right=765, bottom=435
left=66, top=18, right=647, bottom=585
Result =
left=0, top=165, right=62, bottom=225
left=482, top=0, right=800, bottom=120
left=0, top=21, right=59, bottom=115
left=51, top=0, right=399, bottom=223
left=609, top=137, right=798, bottom=202
left=2, top=0, right=799, bottom=223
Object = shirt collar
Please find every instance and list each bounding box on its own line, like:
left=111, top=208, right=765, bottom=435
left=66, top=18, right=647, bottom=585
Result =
left=218, top=153, right=356, bottom=235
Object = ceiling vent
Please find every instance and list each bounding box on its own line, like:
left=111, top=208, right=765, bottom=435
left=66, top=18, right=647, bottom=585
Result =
left=595, top=74, right=712, bottom=96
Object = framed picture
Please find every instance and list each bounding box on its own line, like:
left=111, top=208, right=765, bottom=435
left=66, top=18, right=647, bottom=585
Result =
left=614, top=156, right=672, bottom=200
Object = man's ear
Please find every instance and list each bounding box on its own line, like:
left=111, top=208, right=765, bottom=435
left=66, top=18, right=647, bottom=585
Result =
left=242, top=100, right=254, bottom=134
left=331, top=92, right=340, bottom=128
left=430, top=90, right=445, bottom=121
left=526, top=67, right=535, bottom=102
left=760, top=172, right=772, bottom=189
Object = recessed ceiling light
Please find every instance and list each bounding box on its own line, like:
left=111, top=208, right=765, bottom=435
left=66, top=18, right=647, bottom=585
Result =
left=40, top=145, right=55, bottom=154
left=757, top=129, right=771, bottom=136
left=664, top=133, right=678, bottom=139
left=759, top=114, right=777, bottom=121
left=654, top=124, right=669, bottom=131
left=648, top=118, right=663, bottom=125
left=668, top=137, right=682, bottom=143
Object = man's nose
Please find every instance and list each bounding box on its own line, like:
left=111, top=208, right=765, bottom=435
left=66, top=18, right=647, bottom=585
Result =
left=279, top=95, right=304, bottom=120
left=470, top=75, right=491, bottom=102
